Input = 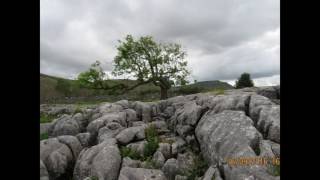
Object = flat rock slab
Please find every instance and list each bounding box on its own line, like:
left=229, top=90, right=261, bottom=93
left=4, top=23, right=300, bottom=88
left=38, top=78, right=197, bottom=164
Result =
left=119, top=167, right=167, bottom=180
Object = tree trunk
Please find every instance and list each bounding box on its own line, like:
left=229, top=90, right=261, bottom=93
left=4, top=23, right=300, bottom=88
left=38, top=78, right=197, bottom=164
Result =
left=160, top=87, right=168, bottom=100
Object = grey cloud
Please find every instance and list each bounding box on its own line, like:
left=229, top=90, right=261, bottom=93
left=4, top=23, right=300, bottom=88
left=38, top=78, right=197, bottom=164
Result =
left=41, top=0, right=279, bottom=85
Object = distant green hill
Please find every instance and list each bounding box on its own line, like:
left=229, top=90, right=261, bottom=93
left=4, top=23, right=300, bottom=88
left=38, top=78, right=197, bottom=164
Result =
left=40, top=73, right=234, bottom=104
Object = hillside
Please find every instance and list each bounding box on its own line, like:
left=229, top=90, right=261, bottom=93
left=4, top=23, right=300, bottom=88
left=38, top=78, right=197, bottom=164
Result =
left=40, top=73, right=234, bottom=104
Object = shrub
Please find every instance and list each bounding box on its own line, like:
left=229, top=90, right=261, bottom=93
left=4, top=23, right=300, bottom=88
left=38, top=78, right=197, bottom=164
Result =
left=40, top=113, right=56, bottom=123
left=40, top=133, right=49, bottom=141
left=185, top=154, right=209, bottom=180
left=73, top=106, right=82, bottom=114
left=268, top=164, right=280, bottom=176
left=143, top=157, right=159, bottom=169
left=143, top=125, right=159, bottom=158
left=120, top=146, right=143, bottom=160
left=235, top=73, right=254, bottom=89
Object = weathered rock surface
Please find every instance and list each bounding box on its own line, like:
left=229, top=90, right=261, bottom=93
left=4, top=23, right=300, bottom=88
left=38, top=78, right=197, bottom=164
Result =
left=119, top=167, right=167, bottom=180
left=40, top=160, right=49, bottom=180
left=122, top=157, right=142, bottom=168
left=48, top=115, right=81, bottom=137
left=40, top=137, right=75, bottom=179
left=162, top=158, right=179, bottom=180
left=73, top=138, right=121, bottom=180
left=40, top=86, right=280, bottom=180
left=196, top=110, right=278, bottom=180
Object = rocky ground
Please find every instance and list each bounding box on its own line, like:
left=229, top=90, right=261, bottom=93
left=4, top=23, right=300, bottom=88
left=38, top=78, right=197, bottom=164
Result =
left=40, top=86, right=280, bottom=180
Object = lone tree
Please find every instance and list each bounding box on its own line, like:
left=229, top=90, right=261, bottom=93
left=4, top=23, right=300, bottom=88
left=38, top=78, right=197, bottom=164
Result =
left=77, top=35, right=190, bottom=100
left=113, top=35, right=189, bottom=99
left=235, top=72, right=254, bottom=89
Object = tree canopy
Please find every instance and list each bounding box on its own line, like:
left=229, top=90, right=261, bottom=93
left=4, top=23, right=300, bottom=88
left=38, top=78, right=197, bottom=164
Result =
left=77, top=35, right=190, bottom=99
left=235, top=72, right=254, bottom=89
left=112, top=35, right=190, bottom=99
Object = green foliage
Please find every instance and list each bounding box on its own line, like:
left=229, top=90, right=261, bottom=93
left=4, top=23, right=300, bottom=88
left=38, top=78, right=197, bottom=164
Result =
left=184, top=154, right=209, bottom=180
left=73, top=106, right=82, bottom=114
left=113, top=35, right=190, bottom=99
left=143, top=125, right=160, bottom=158
left=120, top=146, right=143, bottom=160
left=40, top=132, right=49, bottom=140
left=40, top=113, right=56, bottom=123
left=268, top=164, right=280, bottom=176
left=209, top=88, right=225, bottom=95
left=143, top=157, right=159, bottom=169
left=77, top=61, right=106, bottom=89
left=235, top=73, right=254, bottom=89
left=90, top=177, right=99, bottom=180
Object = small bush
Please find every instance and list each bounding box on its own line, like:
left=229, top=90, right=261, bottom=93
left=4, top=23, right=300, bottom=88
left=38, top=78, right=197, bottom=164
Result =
left=143, top=157, right=159, bottom=169
left=185, top=154, right=209, bottom=180
left=40, top=113, right=56, bottom=123
left=90, top=177, right=99, bottom=180
left=40, top=133, right=49, bottom=141
left=120, top=146, right=143, bottom=160
left=73, top=106, right=82, bottom=114
left=268, top=164, right=280, bottom=176
left=143, top=125, right=159, bottom=158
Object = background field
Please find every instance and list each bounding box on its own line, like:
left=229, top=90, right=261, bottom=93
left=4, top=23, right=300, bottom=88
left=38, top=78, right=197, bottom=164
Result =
left=40, top=73, right=234, bottom=104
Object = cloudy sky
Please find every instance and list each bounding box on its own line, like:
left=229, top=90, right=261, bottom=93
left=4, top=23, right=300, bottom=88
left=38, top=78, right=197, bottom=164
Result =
left=40, top=0, right=280, bottom=86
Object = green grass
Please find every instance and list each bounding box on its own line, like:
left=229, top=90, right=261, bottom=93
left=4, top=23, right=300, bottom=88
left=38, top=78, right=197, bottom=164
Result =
left=208, top=88, right=225, bottom=95
left=268, top=164, right=280, bottom=176
left=143, top=125, right=160, bottom=158
left=182, top=153, right=209, bottom=180
left=120, top=146, right=143, bottom=160
left=40, top=132, right=49, bottom=140
left=40, top=73, right=234, bottom=104
left=143, top=157, right=159, bottom=169
left=40, top=113, right=56, bottom=123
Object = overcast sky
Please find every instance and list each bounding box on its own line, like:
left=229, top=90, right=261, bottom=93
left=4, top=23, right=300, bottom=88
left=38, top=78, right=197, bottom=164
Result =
left=40, top=0, right=280, bottom=86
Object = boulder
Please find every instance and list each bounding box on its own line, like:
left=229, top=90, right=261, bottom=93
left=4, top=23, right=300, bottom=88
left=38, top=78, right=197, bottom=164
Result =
left=171, top=137, right=187, bottom=156
left=72, top=113, right=88, bottom=132
left=162, top=158, right=179, bottom=180
left=133, top=101, right=152, bottom=123
left=48, top=115, right=80, bottom=137
left=118, top=167, right=167, bottom=180
left=257, top=86, right=279, bottom=99
left=196, top=110, right=278, bottom=180
left=202, top=166, right=223, bottom=180
left=207, top=93, right=251, bottom=114
left=76, top=132, right=92, bottom=148
left=116, top=126, right=146, bottom=145
left=114, top=100, right=130, bottom=109
left=40, top=138, right=74, bottom=179
left=152, top=151, right=166, bottom=168
left=125, top=108, right=138, bottom=126
left=158, top=143, right=172, bottom=160
left=87, top=112, right=127, bottom=136
left=73, top=138, right=121, bottom=180
left=56, top=135, right=83, bottom=159
left=98, top=102, right=123, bottom=114
left=122, top=157, right=142, bottom=168
left=40, top=160, right=49, bottom=180
left=98, top=122, right=125, bottom=143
